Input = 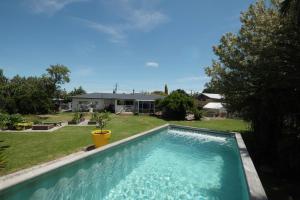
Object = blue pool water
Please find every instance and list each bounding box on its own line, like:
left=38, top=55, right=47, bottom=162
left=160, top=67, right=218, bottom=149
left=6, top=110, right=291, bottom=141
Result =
left=0, top=127, right=249, bottom=200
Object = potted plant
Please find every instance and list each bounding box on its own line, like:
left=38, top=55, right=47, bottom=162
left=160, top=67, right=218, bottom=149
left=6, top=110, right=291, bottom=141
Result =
left=91, top=112, right=111, bottom=148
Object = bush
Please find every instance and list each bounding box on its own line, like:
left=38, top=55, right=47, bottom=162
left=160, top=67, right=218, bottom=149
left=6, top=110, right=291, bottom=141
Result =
left=0, top=113, right=25, bottom=130
left=159, top=91, right=194, bottom=120
left=0, top=113, right=10, bottom=130
left=69, top=112, right=85, bottom=124
left=192, top=108, right=202, bottom=120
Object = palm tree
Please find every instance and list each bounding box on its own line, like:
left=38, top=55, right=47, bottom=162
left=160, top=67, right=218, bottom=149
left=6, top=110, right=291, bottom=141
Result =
left=281, top=0, right=300, bottom=25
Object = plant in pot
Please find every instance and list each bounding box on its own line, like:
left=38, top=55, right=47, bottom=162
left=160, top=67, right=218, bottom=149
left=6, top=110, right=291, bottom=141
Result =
left=91, top=112, right=111, bottom=148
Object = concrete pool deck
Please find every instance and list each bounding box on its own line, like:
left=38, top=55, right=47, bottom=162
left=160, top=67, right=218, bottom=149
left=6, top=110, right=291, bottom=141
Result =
left=0, top=124, right=267, bottom=200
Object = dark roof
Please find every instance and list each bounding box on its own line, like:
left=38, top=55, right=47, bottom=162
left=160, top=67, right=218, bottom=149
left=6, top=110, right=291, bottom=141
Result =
left=72, top=93, right=164, bottom=101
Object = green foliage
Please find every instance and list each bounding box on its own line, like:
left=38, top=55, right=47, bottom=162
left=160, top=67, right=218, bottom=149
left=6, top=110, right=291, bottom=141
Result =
left=46, top=64, right=70, bottom=85
left=0, top=66, right=71, bottom=114
left=0, top=113, right=10, bottom=130
left=151, top=91, right=166, bottom=96
left=0, top=113, right=24, bottom=130
left=94, top=112, right=111, bottom=132
left=69, top=86, right=86, bottom=96
left=63, top=86, right=87, bottom=102
left=159, top=90, right=194, bottom=120
left=205, top=0, right=300, bottom=175
left=281, top=0, right=300, bottom=26
left=164, top=84, right=169, bottom=95
left=192, top=108, right=202, bottom=120
left=70, top=112, right=84, bottom=124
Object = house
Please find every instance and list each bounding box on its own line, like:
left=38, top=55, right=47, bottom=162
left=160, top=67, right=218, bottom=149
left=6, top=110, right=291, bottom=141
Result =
left=71, top=93, right=164, bottom=114
left=197, top=93, right=223, bottom=107
left=197, top=93, right=227, bottom=117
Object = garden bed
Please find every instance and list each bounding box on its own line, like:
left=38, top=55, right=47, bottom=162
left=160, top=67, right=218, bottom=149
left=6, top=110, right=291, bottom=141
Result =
left=32, top=124, right=55, bottom=130
left=87, top=121, right=96, bottom=125
left=43, top=121, right=63, bottom=126
left=68, top=118, right=85, bottom=125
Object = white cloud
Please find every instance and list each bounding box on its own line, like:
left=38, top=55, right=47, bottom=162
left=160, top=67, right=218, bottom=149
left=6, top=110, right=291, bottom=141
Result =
left=128, top=9, right=169, bottom=32
left=77, top=18, right=125, bottom=43
left=145, top=62, right=159, bottom=68
left=78, top=0, right=169, bottom=42
left=176, top=76, right=209, bottom=83
left=28, top=0, right=87, bottom=14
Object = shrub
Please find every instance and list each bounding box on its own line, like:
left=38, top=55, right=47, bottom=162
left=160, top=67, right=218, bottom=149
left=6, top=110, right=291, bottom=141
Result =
left=192, top=108, right=202, bottom=120
left=0, top=113, right=26, bottom=130
left=159, top=91, right=194, bottom=120
left=0, top=113, right=9, bottom=130
left=70, top=112, right=84, bottom=124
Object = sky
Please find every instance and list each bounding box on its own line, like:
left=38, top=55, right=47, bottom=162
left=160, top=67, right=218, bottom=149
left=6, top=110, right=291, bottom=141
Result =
left=0, top=0, right=255, bottom=93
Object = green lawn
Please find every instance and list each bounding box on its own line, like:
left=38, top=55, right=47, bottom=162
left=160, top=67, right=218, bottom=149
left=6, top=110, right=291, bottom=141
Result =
left=0, top=114, right=249, bottom=176
left=24, top=112, right=92, bottom=123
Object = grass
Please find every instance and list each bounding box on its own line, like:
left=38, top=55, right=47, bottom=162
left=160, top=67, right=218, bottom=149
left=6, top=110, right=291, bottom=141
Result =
left=24, top=112, right=92, bottom=123
left=0, top=114, right=249, bottom=176
left=169, top=118, right=249, bottom=132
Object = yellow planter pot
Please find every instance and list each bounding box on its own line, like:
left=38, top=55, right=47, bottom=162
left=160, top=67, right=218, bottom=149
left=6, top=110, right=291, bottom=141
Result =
left=91, top=130, right=111, bottom=148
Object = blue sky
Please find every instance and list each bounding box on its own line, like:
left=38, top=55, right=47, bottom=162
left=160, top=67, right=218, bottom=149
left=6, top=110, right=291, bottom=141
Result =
left=0, top=0, right=254, bottom=93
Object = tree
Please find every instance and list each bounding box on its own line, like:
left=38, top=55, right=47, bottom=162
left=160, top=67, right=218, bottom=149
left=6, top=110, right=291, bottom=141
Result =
left=164, top=84, right=169, bottom=95
left=151, top=91, right=166, bottom=96
left=0, top=69, right=7, bottom=85
left=46, top=64, right=71, bottom=100
left=159, top=90, right=194, bottom=120
left=46, top=64, right=70, bottom=85
left=205, top=0, right=300, bottom=170
left=0, top=67, right=71, bottom=114
left=69, top=86, right=86, bottom=96
left=281, top=0, right=300, bottom=25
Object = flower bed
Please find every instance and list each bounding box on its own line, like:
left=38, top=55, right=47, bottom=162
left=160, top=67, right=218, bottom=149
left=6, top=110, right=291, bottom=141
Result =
left=32, top=124, right=54, bottom=130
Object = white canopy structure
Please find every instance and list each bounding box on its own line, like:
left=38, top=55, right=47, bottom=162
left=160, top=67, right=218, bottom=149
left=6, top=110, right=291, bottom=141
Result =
left=202, top=93, right=223, bottom=100
left=203, top=102, right=224, bottom=109
left=203, top=102, right=227, bottom=117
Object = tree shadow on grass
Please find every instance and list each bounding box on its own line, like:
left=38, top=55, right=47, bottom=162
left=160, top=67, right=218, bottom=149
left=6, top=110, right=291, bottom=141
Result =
left=0, top=140, right=10, bottom=169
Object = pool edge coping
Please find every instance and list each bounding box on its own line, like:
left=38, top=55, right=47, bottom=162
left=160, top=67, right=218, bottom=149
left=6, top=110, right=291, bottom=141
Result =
left=0, top=123, right=268, bottom=200
left=233, top=132, right=268, bottom=200
left=0, top=123, right=169, bottom=192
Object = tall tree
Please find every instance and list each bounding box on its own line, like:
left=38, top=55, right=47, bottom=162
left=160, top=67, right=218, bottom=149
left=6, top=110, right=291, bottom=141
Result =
left=46, top=64, right=70, bottom=85
left=281, top=0, right=300, bottom=25
left=164, top=84, right=169, bottom=95
left=46, top=64, right=70, bottom=98
left=205, top=0, right=300, bottom=167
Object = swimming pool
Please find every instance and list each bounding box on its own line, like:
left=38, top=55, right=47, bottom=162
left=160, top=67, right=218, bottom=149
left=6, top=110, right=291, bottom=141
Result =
left=0, top=125, right=265, bottom=200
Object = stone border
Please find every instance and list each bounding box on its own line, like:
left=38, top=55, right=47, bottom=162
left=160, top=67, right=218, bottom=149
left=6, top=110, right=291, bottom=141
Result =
left=0, top=124, right=267, bottom=200
left=0, top=124, right=169, bottom=192
left=234, top=133, right=268, bottom=200
left=0, top=123, right=68, bottom=133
